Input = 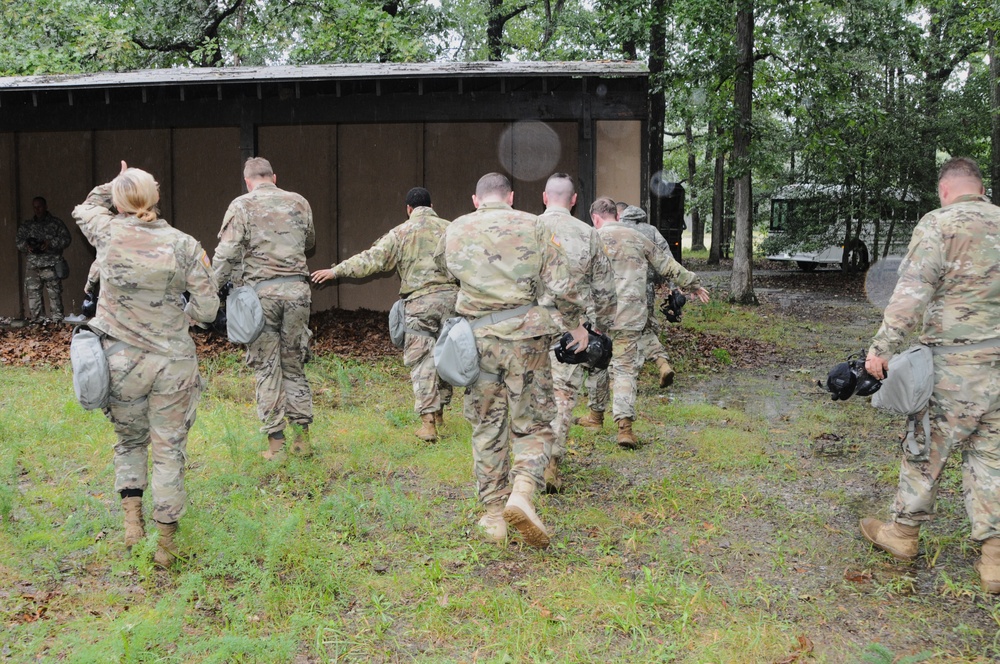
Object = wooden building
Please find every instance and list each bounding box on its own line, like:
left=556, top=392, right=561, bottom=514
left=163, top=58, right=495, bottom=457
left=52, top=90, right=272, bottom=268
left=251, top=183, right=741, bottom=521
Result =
left=0, top=62, right=649, bottom=317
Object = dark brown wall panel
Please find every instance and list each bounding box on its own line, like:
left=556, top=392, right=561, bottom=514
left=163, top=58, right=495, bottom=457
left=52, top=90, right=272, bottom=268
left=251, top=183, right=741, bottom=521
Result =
left=0, top=134, right=18, bottom=317
left=172, top=128, right=243, bottom=254
left=17, top=131, right=94, bottom=316
left=94, top=129, right=173, bottom=221
left=511, top=121, right=580, bottom=218
left=258, top=125, right=338, bottom=312
left=336, top=124, right=420, bottom=311
left=423, top=122, right=506, bottom=222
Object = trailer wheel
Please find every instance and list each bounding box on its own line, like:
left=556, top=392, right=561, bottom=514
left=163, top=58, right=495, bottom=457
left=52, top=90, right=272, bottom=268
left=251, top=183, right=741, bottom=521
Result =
left=796, top=261, right=818, bottom=272
left=842, top=241, right=870, bottom=273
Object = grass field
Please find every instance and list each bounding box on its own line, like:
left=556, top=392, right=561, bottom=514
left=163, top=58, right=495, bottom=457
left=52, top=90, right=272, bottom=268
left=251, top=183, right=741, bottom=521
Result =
left=1, top=289, right=998, bottom=663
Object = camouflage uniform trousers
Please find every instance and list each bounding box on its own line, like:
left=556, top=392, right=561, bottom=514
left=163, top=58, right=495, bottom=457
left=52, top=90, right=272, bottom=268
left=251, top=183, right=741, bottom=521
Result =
left=583, top=367, right=610, bottom=413
left=549, top=352, right=585, bottom=461
left=463, top=334, right=555, bottom=506
left=609, top=330, right=644, bottom=422
left=104, top=341, right=201, bottom=524
left=24, top=264, right=64, bottom=319
left=638, top=316, right=669, bottom=365
left=892, top=359, right=1000, bottom=541
left=248, top=281, right=313, bottom=435
left=403, top=289, right=457, bottom=415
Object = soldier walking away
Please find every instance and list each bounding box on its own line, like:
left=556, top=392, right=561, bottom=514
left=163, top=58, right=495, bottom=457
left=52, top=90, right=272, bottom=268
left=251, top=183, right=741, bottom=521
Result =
left=437, top=173, right=589, bottom=548
left=311, top=187, right=457, bottom=442
left=861, top=157, right=1000, bottom=593
left=591, top=197, right=709, bottom=448
left=537, top=173, right=616, bottom=494
left=16, top=196, right=71, bottom=321
left=73, top=161, right=219, bottom=568
left=213, top=157, right=316, bottom=461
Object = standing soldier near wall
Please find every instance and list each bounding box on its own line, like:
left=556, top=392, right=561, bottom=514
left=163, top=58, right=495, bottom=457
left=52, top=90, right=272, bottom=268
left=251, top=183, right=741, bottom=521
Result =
left=213, top=157, right=316, bottom=461
left=16, top=196, right=71, bottom=322
left=311, top=187, right=458, bottom=442
left=437, top=173, right=589, bottom=548
left=591, top=197, right=709, bottom=448
left=537, top=173, right=617, bottom=493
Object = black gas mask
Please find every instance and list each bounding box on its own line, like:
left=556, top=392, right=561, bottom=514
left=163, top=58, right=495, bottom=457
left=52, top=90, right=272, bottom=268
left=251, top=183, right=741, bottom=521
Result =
left=821, top=351, right=882, bottom=401
left=554, top=323, right=613, bottom=371
left=659, top=289, right=687, bottom=324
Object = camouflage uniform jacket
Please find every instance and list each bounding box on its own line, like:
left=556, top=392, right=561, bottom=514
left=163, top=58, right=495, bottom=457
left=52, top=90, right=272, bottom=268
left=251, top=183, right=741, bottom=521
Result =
left=16, top=212, right=71, bottom=269
left=869, top=193, right=1000, bottom=364
left=619, top=205, right=669, bottom=309
left=437, top=201, right=586, bottom=340
left=212, top=182, right=315, bottom=289
left=537, top=206, right=617, bottom=333
left=599, top=222, right=702, bottom=331
left=73, top=184, right=219, bottom=359
left=330, top=206, right=457, bottom=299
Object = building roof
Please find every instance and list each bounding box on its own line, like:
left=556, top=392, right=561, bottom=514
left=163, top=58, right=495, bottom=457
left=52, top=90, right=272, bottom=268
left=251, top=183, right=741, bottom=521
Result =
left=0, top=61, right=648, bottom=91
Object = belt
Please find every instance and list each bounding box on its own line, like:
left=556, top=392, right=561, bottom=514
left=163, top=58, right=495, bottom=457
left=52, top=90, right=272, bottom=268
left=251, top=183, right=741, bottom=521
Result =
left=253, top=275, right=307, bottom=292
left=469, top=302, right=536, bottom=330
left=931, top=337, right=1000, bottom=355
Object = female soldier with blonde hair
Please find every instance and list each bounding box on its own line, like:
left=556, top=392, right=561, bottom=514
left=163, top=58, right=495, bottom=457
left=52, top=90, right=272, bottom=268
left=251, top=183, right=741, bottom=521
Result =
left=73, top=162, right=218, bottom=568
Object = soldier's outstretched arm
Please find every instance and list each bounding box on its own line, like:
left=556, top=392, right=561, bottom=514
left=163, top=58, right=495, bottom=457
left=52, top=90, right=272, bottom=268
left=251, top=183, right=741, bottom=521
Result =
left=185, top=243, right=221, bottom=324
left=72, top=182, right=116, bottom=249
left=321, top=230, right=400, bottom=282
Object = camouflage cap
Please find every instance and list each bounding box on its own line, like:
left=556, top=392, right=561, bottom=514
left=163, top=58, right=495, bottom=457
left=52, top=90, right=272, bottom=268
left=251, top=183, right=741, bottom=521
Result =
left=620, top=205, right=648, bottom=224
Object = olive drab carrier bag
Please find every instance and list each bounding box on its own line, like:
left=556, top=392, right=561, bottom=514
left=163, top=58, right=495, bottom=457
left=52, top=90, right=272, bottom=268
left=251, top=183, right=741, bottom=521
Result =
left=388, top=298, right=435, bottom=349
left=69, top=326, right=130, bottom=410
left=226, top=275, right=307, bottom=345
left=433, top=302, right=535, bottom=388
left=872, top=339, right=1000, bottom=455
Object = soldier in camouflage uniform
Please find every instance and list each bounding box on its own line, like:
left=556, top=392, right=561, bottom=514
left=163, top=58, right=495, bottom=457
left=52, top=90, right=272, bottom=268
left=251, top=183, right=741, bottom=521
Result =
left=537, top=173, right=617, bottom=494
left=592, top=197, right=708, bottom=448
left=16, top=197, right=71, bottom=321
left=437, top=173, right=589, bottom=548
left=213, top=157, right=315, bottom=461
left=73, top=162, right=219, bottom=568
left=311, top=187, right=457, bottom=442
left=861, top=157, right=1000, bottom=593
left=619, top=205, right=676, bottom=388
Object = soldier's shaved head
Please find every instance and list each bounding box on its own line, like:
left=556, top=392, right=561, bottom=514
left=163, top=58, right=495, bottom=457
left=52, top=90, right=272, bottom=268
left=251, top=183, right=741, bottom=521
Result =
left=476, top=173, right=512, bottom=200
left=589, top=196, right=618, bottom=229
left=244, top=157, right=274, bottom=180
left=406, top=187, right=432, bottom=208
left=937, top=157, right=986, bottom=207
left=543, top=173, right=576, bottom=209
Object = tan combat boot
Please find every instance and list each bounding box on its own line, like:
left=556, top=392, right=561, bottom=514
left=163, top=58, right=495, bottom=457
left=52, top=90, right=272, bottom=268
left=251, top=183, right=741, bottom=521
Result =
left=262, top=433, right=286, bottom=461
left=975, top=538, right=1000, bottom=594
left=617, top=418, right=638, bottom=449
left=153, top=521, right=180, bottom=568
left=503, top=476, right=550, bottom=548
left=122, top=496, right=145, bottom=550
left=478, top=501, right=507, bottom=543
left=415, top=413, right=438, bottom=442
left=859, top=517, right=919, bottom=561
left=573, top=409, right=605, bottom=429
left=656, top=358, right=675, bottom=388
left=434, top=409, right=444, bottom=429
left=290, top=427, right=311, bottom=457
left=543, top=457, right=563, bottom=494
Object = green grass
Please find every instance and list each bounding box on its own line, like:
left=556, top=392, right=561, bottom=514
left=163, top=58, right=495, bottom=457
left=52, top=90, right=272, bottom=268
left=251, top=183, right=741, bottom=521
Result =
left=1, top=302, right=997, bottom=662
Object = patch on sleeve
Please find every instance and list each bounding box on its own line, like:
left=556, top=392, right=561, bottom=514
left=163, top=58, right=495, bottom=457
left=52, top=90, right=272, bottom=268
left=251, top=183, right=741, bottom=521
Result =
left=200, top=250, right=212, bottom=270
left=549, top=232, right=561, bottom=248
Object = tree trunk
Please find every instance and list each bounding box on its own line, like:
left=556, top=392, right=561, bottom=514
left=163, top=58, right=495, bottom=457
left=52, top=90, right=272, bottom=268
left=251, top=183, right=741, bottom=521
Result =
left=647, top=0, right=667, bottom=225
left=486, top=0, right=505, bottom=61
left=991, top=28, right=1000, bottom=205
left=686, top=122, right=707, bottom=252
left=730, top=0, right=757, bottom=304
left=709, top=125, right=725, bottom=265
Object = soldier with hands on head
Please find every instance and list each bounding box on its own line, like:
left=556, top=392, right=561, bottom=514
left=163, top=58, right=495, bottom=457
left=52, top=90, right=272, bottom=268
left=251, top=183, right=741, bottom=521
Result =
left=591, top=197, right=708, bottom=448
left=537, top=173, right=617, bottom=493
left=16, top=196, right=72, bottom=321
left=213, top=157, right=316, bottom=461
left=861, top=157, right=1000, bottom=592
left=311, top=187, right=458, bottom=442
left=73, top=161, right=219, bottom=568
left=437, top=172, right=589, bottom=548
